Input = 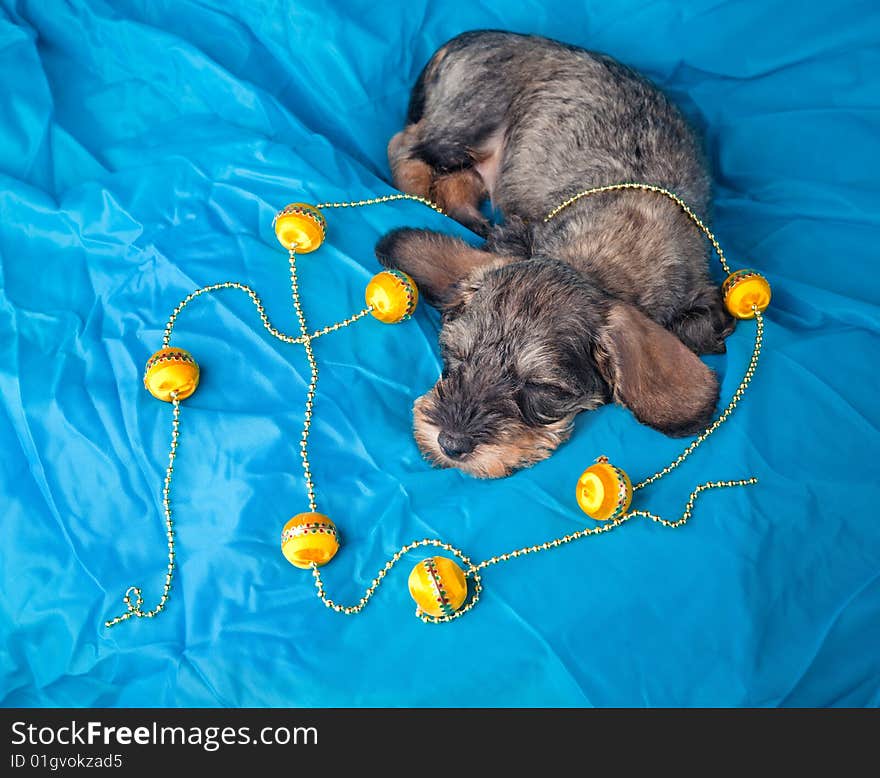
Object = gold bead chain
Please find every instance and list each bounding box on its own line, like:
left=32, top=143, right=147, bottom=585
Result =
left=287, top=248, right=320, bottom=512
left=157, top=255, right=376, bottom=516
left=310, top=476, right=758, bottom=620
left=311, top=538, right=483, bottom=623
left=162, top=280, right=372, bottom=348
left=106, top=396, right=180, bottom=627
left=478, top=476, right=758, bottom=565
left=315, top=192, right=446, bottom=215
left=108, top=244, right=373, bottom=627
left=544, top=181, right=731, bottom=274
left=112, top=182, right=765, bottom=627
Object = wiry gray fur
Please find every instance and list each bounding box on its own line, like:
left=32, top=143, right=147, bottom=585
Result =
left=376, top=30, right=735, bottom=478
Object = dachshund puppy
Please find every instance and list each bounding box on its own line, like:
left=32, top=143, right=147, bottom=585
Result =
left=376, top=30, right=734, bottom=478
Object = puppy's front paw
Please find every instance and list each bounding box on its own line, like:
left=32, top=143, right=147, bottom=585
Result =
left=450, top=209, right=490, bottom=237
left=671, top=289, right=737, bottom=355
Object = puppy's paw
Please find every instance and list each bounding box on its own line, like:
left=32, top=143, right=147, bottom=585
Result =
left=671, top=289, right=737, bottom=355
left=484, top=215, right=533, bottom=257
left=449, top=208, right=490, bottom=237
left=430, top=168, right=489, bottom=236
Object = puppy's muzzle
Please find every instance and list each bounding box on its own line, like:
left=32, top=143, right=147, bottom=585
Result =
left=437, top=431, right=475, bottom=460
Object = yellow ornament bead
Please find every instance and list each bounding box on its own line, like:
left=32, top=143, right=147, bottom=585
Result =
left=722, top=269, right=771, bottom=319
left=576, top=457, right=632, bottom=521
left=143, top=347, right=200, bottom=402
left=273, top=203, right=326, bottom=253
left=365, top=270, right=418, bottom=323
left=408, top=556, right=467, bottom=618
left=281, top=512, right=339, bottom=569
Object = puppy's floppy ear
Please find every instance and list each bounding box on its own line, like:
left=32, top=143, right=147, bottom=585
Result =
left=595, top=301, right=719, bottom=437
left=375, top=228, right=509, bottom=312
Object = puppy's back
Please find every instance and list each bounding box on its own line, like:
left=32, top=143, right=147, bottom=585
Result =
left=411, top=30, right=709, bottom=219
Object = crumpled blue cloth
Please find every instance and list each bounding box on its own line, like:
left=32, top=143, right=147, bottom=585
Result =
left=1, top=0, right=878, bottom=707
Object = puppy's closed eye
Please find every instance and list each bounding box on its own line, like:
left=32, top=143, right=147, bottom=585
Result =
left=516, top=382, right=574, bottom=425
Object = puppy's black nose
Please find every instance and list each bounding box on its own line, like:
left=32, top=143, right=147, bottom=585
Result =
left=438, top=432, right=474, bottom=460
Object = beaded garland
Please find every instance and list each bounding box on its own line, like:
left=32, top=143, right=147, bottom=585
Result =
left=143, top=347, right=200, bottom=402
left=365, top=268, right=419, bottom=324
left=381, top=269, right=418, bottom=320
left=273, top=202, right=327, bottom=252
left=281, top=513, right=339, bottom=569
left=143, top=348, right=197, bottom=375
left=105, top=183, right=769, bottom=628
left=409, top=556, right=468, bottom=618
left=576, top=456, right=633, bottom=522
left=721, top=268, right=772, bottom=319
left=281, top=521, right=338, bottom=542
left=423, top=559, right=455, bottom=617
left=275, top=202, right=328, bottom=232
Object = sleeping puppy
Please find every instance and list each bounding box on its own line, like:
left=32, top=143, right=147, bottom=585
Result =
left=376, top=30, right=735, bottom=478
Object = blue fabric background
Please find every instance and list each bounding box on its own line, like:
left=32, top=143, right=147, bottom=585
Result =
left=1, top=0, right=878, bottom=707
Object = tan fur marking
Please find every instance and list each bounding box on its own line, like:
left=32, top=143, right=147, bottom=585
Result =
left=413, top=389, right=574, bottom=479
left=424, top=45, right=449, bottom=79
left=388, top=125, right=433, bottom=197
left=430, top=168, right=486, bottom=222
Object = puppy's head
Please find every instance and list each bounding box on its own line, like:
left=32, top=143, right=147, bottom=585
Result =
left=376, top=229, right=718, bottom=478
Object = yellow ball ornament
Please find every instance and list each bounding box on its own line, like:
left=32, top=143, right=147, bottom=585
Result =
left=281, top=512, right=339, bottom=569
left=143, top=347, right=200, bottom=402
left=408, top=556, right=467, bottom=618
left=273, top=203, right=326, bottom=253
left=576, top=457, right=632, bottom=521
left=722, top=269, right=771, bottom=319
left=365, top=270, right=418, bottom=323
